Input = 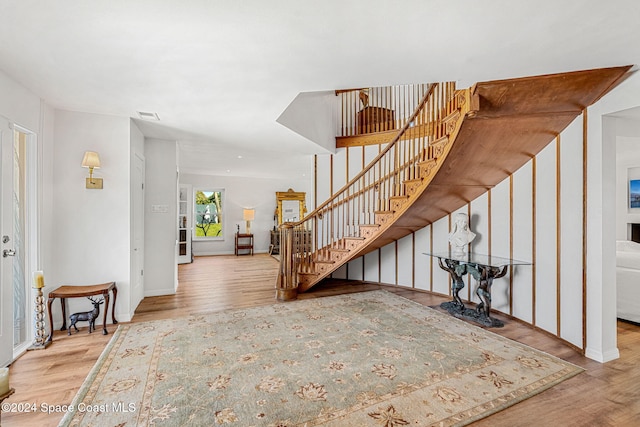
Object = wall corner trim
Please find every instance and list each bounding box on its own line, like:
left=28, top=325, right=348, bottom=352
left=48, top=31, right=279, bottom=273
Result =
left=585, top=347, right=620, bottom=363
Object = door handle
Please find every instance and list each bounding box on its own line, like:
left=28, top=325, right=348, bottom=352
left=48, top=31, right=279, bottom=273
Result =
left=3, top=249, right=15, bottom=258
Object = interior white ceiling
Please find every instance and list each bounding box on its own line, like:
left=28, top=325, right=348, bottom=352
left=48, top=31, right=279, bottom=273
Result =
left=1, top=0, right=639, bottom=179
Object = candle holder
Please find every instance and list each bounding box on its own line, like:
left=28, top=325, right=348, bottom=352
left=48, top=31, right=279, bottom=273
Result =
left=28, top=278, right=50, bottom=351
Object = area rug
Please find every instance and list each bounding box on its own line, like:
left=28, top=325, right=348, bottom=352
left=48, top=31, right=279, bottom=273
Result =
left=59, top=290, right=582, bottom=426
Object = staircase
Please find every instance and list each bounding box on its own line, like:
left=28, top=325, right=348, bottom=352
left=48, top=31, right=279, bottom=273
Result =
left=275, top=66, right=632, bottom=299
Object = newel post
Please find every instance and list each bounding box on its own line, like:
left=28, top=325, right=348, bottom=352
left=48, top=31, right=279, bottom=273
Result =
left=275, top=223, right=298, bottom=301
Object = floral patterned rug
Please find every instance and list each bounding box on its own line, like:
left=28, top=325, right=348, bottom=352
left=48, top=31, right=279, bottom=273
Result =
left=59, top=290, right=582, bottom=426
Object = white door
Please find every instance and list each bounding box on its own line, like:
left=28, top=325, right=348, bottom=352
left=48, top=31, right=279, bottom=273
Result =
left=0, top=118, right=15, bottom=366
left=0, top=119, right=34, bottom=366
left=131, top=153, right=145, bottom=310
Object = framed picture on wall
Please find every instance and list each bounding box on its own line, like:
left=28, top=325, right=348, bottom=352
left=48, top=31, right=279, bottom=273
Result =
left=630, top=179, right=640, bottom=208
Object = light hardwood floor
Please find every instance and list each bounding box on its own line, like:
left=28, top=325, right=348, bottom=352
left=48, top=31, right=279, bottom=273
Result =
left=3, top=254, right=640, bottom=426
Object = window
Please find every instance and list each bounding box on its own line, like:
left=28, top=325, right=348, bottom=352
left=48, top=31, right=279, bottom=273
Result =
left=194, top=189, right=224, bottom=240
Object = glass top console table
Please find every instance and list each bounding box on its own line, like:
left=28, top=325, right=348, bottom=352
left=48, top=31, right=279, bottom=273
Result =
left=424, top=252, right=531, bottom=327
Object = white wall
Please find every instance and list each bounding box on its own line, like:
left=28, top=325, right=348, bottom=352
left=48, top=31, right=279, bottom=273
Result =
left=277, top=91, right=338, bottom=153
left=0, top=71, right=42, bottom=133
left=181, top=172, right=313, bottom=255
left=144, top=138, right=178, bottom=296
left=51, top=110, right=132, bottom=324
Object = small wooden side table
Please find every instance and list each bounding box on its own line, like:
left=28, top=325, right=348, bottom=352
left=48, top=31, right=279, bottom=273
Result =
left=46, top=282, right=118, bottom=343
left=235, top=233, right=254, bottom=255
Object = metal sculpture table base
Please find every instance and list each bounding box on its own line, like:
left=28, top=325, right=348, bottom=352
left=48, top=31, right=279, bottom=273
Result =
left=440, top=301, right=504, bottom=327
left=424, top=252, right=532, bottom=328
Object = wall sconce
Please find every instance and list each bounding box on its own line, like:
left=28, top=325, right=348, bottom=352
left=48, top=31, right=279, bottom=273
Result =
left=243, top=208, right=255, bottom=234
left=82, top=151, right=102, bottom=189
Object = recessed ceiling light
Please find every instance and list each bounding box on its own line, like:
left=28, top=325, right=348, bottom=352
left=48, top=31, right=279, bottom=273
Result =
left=137, top=111, right=160, bottom=121
left=237, top=155, right=243, bottom=159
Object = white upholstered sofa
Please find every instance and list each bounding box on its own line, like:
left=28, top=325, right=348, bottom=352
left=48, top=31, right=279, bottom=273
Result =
left=616, top=240, right=640, bottom=323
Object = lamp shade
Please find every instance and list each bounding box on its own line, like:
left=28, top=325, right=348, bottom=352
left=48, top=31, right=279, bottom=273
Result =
left=81, top=151, right=101, bottom=169
left=243, top=209, right=255, bottom=221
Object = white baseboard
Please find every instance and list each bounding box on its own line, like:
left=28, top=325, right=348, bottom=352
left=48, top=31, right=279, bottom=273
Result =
left=193, top=250, right=269, bottom=257
left=144, top=288, right=177, bottom=297
left=117, top=312, right=132, bottom=323
left=585, top=346, right=620, bottom=363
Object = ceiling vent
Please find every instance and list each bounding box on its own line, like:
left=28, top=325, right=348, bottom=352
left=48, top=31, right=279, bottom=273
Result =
left=137, top=111, right=160, bottom=120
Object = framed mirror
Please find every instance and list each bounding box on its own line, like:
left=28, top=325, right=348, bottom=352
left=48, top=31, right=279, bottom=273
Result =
left=275, top=189, right=307, bottom=225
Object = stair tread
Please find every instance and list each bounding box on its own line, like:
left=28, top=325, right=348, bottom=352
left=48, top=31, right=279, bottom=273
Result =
left=314, top=259, right=336, bottom=264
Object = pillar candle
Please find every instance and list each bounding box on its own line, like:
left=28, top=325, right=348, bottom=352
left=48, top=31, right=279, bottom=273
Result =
left=0, top=367, right=9, bottom=395
left=33, top=271, right=44, bottom=289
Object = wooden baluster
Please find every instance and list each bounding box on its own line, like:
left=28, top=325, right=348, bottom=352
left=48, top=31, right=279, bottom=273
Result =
left=390, top=149, right=394, bottom=200
left=351, top=89, right=355, bottom=135
left=354, top=90, right=358, bottom=136
left=367, top=88, right=371, bottom=134
left=393, top=86, right=398, bottom=131
left=330, top=202, right=334, bottom=249
left=358, top=178, right=362, bottom=232
left=406, top=84, right=411, bottom=131
left=342, top=192, right=347, bottom=241
left=349, top=90, right=354, bottom=136
left=373, top=167, right=378, bottom=222
left=385, top=86, right=390, bottom=131
left=321, top=208, right=326, bottom=254
left=369, top=169, right=374, bottom=225
left=378, top=86, right=383, bottom=132
left=384, top=152, right=389, bottom=203
left=340, top=92, right=343, bottom=137
left=355, top=90, right=359, bottom=136
left=397, top=142, right=402, bottom=197
left=373, top=87, right=377, bottom=133
left=409, top=135, right=412, bottom=182
left=376, top=160, right=380, bottom=213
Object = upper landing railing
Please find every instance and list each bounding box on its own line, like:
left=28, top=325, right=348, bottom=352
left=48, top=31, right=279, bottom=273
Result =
left=336, top=84, right=433, bottom=137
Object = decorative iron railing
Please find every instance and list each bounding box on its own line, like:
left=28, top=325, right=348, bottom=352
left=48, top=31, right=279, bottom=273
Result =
left=276, top=82, right=462, bottom=299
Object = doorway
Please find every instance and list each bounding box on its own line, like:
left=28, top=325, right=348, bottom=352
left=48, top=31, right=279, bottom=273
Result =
left=131, top=152, right=145, bottom=310
left=0, top=118, right=38, bottom=366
